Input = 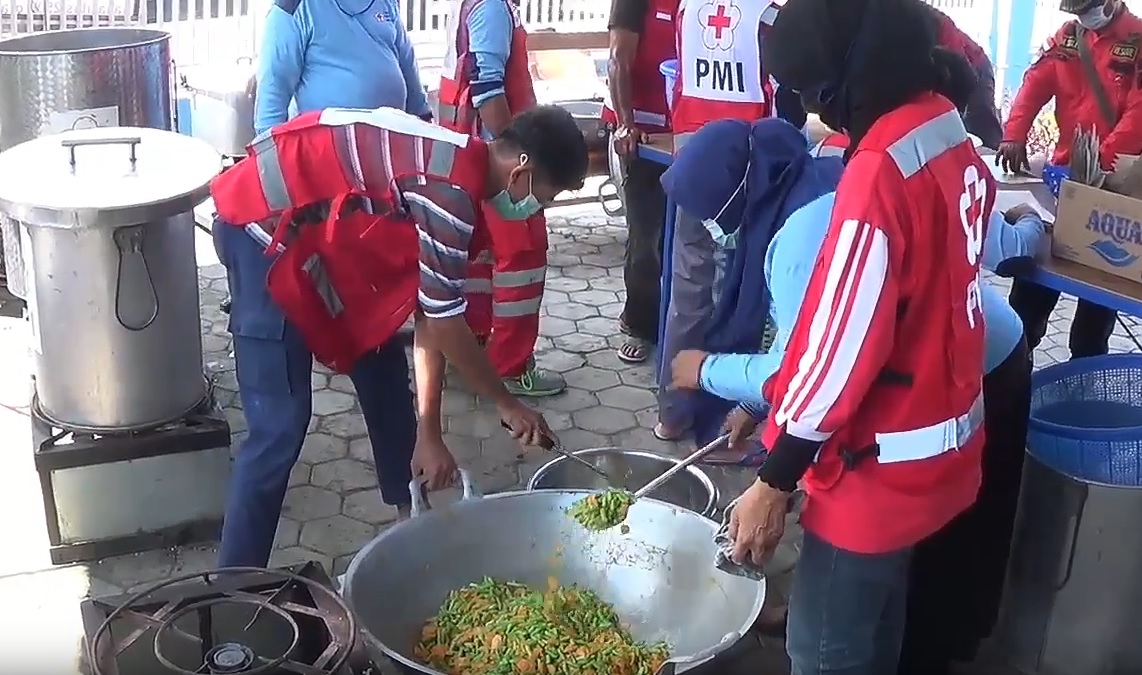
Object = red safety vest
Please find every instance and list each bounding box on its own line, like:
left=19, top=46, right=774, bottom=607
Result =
left=211, top=108, right=489, bottom=373
left=600, top=0, right=679, bottom=133
left=762, top=93, right=993, bottom=554
left=438, top=0, right=537, bottom=135
left=670, top=0, right=779, bottom=135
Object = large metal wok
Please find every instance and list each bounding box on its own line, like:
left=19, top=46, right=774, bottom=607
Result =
left=342, top=472, right=766, bottom=675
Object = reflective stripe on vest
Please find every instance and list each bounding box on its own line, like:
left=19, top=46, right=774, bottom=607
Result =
left=465, top=278, right=493, bottom=294
left=492, top=266, right=545, bottom=317
left=885, top=108, right=967, bottom=178
left=875, top=392, right=983, bottom=463
left=251, top=133, right=292, bottom=212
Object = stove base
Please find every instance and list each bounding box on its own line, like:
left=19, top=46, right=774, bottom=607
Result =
left=82, top=562, right=373, bottom=675
left=33, top=393, right=231, bottom=565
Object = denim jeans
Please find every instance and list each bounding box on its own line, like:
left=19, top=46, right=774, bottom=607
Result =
left=214, top=221, right=416, bottom=567
left=786, top=530, right=913, bottom=675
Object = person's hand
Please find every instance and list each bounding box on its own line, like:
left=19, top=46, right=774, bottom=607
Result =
left=1004, top=203, right=1038, bottom=223
left=724, top=407, right=760, bottom=453
left=411, top=432, right=458, bottom=491
left=728, top=479, right=791, bottom=566
left=996, top=141, right=1030, bottom=175
left=671, top=350, right=709, bottom=390
left=498, top=399, right=554, bottom=448
left=613, top=125, right=647, bottom=157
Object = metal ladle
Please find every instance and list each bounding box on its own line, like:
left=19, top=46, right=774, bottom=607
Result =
left=632, top=433, right=733, bottom=501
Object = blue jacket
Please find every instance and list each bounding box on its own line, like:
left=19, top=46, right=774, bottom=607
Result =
left=255, top=0, right=430, bottom=134
left=699, top=192, right=1046, bottom=419
left=660, top=118, right=845, bottom=445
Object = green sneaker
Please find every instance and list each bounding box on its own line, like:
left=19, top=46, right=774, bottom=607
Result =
left=504, top=364, right=566, bottom=397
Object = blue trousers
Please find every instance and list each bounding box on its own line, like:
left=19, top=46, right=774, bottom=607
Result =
left=786, top=530, right=913, bottom=675
left=214, top=222, right=416, bottom=567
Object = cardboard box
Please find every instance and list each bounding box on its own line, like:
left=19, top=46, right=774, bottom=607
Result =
left=1053, top=180, right=1142, bottom=284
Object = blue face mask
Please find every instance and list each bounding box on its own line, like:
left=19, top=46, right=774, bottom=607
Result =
left=491, top=154, right=542, bottom=220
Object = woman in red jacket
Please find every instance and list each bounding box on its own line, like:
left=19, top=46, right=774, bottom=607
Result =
left=731, top=0, right=994, bottom=672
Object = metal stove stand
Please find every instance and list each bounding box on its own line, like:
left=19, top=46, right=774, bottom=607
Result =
left=83, top=562, right=374, bottom=675
left=32, top=394, right=230, bottom=565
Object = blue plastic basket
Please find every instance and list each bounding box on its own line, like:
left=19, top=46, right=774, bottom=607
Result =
left=660, top=59, right=679, bottom=112
left=1028, top=354, right=1142, bottom=486
left=1042, top=164, right=1070, bottom=198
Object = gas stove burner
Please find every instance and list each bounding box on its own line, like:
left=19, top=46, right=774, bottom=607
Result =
left=85, top=563, right=361, bottom=675
left=204, top=643, right=256, bottom=673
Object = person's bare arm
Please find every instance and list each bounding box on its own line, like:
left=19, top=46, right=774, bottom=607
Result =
left=413, top=310, right=449, bottom=436
left=606, top=0, right=648, bottom=128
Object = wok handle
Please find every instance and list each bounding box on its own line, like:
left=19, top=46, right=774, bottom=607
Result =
left=656, top=632, right=742, bottom=674
left=408, top=469, right=480, bottom=517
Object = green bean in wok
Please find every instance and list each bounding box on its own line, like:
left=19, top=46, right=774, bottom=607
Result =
left=415, top=576, right=669, bottom=675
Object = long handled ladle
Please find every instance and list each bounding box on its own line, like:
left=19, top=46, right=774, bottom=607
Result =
left=631, top=432, right=733, bottom=501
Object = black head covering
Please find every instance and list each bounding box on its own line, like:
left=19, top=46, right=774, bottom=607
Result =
left=1059, top=0, right=1102, bottom=13
left=763, top=0, right=977, bottom=154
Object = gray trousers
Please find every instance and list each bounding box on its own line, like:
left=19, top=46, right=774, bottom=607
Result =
left=657, top=130, right=724, bottom=429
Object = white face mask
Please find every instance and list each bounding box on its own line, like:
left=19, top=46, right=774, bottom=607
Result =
left=1078, top=1, right=1115, bottom=30
left=701, top=166, right=748, bottom=249
left=700, top=136, right=752, bottom=250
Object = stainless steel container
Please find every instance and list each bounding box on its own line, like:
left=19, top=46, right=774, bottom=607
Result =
left=180, top=58, right=257, bottom=156
left=527, top=447, right=720, bottom=517
left=344, top=473, right=764, bottom=675
left=0, top=126, right=221, bottom=432
left=993, top=454, right=1142, bottom=674
left=0, top=27, right=173, bottom=299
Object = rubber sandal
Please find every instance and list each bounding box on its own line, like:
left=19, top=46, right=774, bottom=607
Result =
left=617, top=337, right=651, bottom=363
left=653, top=422, right=684, bottom=441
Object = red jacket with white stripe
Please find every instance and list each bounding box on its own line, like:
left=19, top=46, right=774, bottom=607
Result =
left=762, top=92, right=993, bottom=554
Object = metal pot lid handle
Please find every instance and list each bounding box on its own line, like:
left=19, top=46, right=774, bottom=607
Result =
left=408, top=468, right=480, bottom=517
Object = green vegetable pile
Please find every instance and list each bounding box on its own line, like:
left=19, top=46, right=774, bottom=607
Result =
left=415, top=577, right=669, bottom=675
left=568, top=489, right=636, bottom=531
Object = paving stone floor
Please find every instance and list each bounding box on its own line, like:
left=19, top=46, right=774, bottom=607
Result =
left=0, top=202, right=1137, bottom=674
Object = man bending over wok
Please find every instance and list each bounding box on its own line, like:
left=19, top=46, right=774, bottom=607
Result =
left=210, top=104, right=589, bottom=568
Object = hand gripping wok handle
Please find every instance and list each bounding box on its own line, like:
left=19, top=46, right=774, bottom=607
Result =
left=408, top=468, right=480, bottom=518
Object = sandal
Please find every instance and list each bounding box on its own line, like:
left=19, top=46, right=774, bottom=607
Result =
left=618, top=336, right=652, bottom=363
left=652, top=422, right=685, bottom=441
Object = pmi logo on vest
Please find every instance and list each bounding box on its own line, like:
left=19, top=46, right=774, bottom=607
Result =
left=1085, top=208, right=1142, bottom=268
left=686, top=2, right=756, bottom=97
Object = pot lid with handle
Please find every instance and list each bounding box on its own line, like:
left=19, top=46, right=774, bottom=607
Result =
left=0, top=126, right=222, bottom=229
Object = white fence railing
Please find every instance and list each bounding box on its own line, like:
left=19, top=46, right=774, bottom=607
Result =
left=0, top=0, right=610, bottom=68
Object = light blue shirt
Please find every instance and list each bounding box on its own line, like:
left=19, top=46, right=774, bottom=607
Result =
left=255, top=0, right=430, bottom=134
left=464, top=0, right=512, bottom=139
left=698, top=191, right=1045, bottom=411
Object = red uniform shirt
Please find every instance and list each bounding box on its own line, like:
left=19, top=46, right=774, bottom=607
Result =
left=763, top=93, right=992, bottom=554
left=602, top=0, right=679, bottom=133
left=1004, top=9, right=1142, bottom=166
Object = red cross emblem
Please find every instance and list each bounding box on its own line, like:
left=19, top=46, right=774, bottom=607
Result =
left=708, top=4, right=731, bottom=38
left=699, top=3, right=740, bottom=50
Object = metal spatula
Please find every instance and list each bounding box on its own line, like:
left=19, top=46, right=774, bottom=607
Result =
left=500, top=421, right=616, bottom=483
